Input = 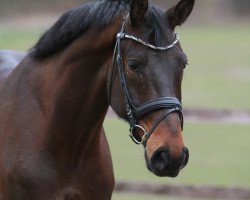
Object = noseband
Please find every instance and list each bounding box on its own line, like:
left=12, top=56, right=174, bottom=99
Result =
left=108, top=19, right=183, bottom=146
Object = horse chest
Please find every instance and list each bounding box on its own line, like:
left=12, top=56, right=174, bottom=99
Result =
left=0, top=151, right=113, bottom=200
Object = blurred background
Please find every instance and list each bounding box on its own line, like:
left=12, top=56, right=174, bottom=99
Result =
left=0, top=0, right=250, bottom=200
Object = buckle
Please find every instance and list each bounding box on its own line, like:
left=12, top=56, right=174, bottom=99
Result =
left=129, top=125, right=148, bottom=145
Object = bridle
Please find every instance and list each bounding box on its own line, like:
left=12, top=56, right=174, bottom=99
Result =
left=108, top=18, right=183, bottom=146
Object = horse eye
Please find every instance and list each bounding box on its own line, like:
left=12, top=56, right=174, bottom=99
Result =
left=183, top=61, right=189, bottom=69
left=128, top=61, right=139, bottom=72
left=184, top=57, right=189, bottom=69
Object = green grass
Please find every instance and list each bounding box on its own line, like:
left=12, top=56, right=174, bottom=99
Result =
left=105, top=118, right=250, bottom=188
left=1, top=24, right=250, bottom=109
left=177, top=25, right=250, bottom=109
left=0, top=26, right=43, bottom=51
left=112, top=193, right=218, bottom=200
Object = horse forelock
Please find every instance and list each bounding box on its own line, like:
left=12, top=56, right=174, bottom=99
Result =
left=146, top=6, right=173, bottom=47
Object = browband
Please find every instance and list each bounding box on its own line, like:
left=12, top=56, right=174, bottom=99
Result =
left=117, top=32, right=180, bottom=51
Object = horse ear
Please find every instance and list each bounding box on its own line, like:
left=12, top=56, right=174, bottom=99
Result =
left=166, top=0, right=195, bottom=29
left=130, top=0, right=148, bottom=26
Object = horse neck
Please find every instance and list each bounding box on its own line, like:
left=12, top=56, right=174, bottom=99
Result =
left=28, top=19, right=122, bottom=164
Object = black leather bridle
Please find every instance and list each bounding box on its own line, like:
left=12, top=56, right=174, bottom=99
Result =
left=108, top=18, right=183, bottom=146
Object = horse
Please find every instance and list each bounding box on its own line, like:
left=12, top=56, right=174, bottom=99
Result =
left=0, top=0, right=195, bottom=199
left=0, top=50, right=26, bottom=86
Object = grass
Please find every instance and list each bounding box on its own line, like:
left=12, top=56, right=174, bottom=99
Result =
left=0, top=27, right=43, bottom=51
left=177, top=25, right=250, bottom=110
left=112, top=193, right=219, bottom=200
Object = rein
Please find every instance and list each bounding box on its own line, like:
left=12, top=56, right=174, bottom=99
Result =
left=108, top=18, right=183, bottom=146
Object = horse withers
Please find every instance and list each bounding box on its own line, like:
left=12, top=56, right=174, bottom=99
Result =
left=0, top=0, right=194, bottom=199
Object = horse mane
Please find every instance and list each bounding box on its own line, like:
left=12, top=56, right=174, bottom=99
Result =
left=30, top=0, right=171, bottom=59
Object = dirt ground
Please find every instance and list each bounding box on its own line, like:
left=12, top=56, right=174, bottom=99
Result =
left=115, top=180, right=250, bottom=200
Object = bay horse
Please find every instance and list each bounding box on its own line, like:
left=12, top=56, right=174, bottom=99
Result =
left=0, top=0, right=194, bottom=199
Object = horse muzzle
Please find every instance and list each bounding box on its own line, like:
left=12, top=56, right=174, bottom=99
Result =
left=146, top=147, right=189, bottom=177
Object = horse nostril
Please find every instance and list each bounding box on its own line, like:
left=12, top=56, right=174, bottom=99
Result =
left=178, top=147, right=189, bottom=170
left=149, top=147, right=189, bottom=177
left=150, top=148, right=170, bottom=173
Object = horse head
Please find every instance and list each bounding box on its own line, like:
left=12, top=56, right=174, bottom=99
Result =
left=109, top=0, right=194, bottom=177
